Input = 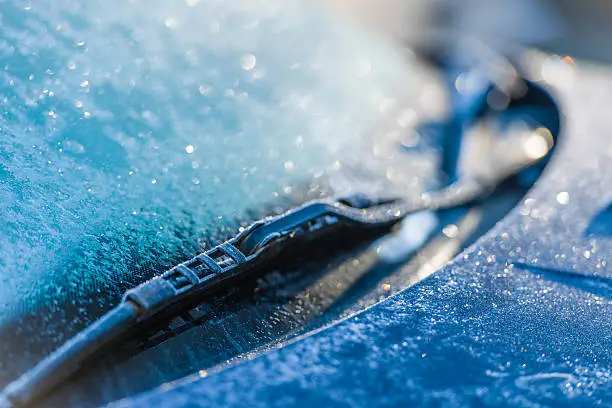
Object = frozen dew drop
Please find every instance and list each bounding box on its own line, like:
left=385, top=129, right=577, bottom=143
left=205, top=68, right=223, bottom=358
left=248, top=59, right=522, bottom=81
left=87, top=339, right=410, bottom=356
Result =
left=241, top=53, right=257, bottom=71
left=164, top=17, right=179, bottom=29
left=556, top=191, right=570, bottom=205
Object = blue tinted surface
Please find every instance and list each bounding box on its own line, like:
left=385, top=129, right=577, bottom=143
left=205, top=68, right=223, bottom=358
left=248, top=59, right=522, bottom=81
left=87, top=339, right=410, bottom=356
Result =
left=126, top=60, right=612, bottom=406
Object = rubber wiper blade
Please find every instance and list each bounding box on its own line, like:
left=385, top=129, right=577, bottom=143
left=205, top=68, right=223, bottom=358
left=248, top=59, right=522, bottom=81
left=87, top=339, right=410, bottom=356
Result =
left=0, top=196, right=411, bottom=408
left=124, top=197, right=407, bottom=322
left=0, top=176, right=521, bottom=408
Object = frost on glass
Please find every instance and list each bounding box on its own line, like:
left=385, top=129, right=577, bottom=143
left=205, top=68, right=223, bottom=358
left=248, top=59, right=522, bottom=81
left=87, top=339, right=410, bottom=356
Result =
left=0, top=0, right=428, bottom=377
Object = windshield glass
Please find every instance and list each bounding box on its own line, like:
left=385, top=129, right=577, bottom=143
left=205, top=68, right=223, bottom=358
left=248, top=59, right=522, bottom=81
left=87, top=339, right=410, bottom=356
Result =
left=0, top=0, right=441, bottom=387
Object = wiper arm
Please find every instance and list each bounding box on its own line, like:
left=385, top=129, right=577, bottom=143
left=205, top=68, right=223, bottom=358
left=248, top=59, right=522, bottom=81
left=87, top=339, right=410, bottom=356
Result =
left=0, top=196, right=420, bottom=407
left=0, top=178, right=536, bottom=408
left=0, top=63, right=559, bottom=408
left=0, top=191, right=477, bottom=408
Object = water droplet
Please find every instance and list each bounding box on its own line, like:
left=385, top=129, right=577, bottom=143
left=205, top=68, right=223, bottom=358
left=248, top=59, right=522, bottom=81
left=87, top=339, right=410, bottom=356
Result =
left=198, top=85, right=212, bottom=96
left=523, top=131, right=551, bottom=159
left=164, top=17, right=178, bottom=29
left=397, top=109, right=416, bottom=128
left=185, top=145, right=194, bottom=154
left=240, top=53, right=257, bottom=71
left=556, top=191, right=570, bottom=205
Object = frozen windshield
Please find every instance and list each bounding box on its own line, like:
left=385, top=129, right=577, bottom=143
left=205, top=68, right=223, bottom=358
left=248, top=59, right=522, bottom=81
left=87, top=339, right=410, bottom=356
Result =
left=0, top=0, right=437, bottom=383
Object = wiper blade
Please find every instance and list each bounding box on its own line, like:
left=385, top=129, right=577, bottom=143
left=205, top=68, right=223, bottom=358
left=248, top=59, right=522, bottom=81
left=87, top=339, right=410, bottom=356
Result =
left=0, top=192, right=472, bottom=408
left=0, top=179, right=532, bottom=408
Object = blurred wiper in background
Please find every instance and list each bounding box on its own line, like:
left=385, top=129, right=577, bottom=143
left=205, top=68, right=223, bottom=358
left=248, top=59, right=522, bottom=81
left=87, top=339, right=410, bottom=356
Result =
left=326, top=0, right=612, bottom=63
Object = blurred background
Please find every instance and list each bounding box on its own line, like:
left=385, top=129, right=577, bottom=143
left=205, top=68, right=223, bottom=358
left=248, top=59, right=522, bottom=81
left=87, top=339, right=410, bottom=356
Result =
left=325, top=0, right=612, bottom=63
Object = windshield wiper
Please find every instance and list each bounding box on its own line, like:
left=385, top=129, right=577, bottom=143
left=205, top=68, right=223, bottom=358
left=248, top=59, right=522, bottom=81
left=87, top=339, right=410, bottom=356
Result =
left=0, top=192, right=483, bottom=408
left=0, top=57, right=560, bottom=408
